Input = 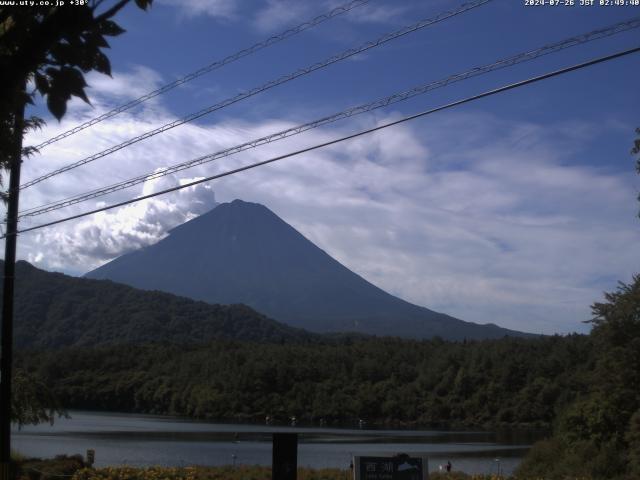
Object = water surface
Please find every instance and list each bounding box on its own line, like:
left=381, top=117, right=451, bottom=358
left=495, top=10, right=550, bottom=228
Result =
left=13, top=411, right=542, bottom=475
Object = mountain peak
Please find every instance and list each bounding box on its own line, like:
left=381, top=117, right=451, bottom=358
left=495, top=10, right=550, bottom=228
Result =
left=167, top=199, right=285, bottom=240
left=229, top=198, right=257, bottom=207
left=86, top=199, right=530, bottom=340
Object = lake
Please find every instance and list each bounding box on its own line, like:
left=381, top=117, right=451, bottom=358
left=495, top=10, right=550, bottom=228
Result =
left=12, top=411, right=544, bottom=476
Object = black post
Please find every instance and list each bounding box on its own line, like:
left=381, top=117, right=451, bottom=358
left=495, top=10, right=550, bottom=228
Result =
left=272, top=433, right=298, bottom=480
left=0, top=84, right=25, bottom=480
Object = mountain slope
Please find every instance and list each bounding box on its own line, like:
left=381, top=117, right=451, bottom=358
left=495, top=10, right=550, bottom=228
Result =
left=86, top=200, right=529, bottom=340
left=3, top=260, right=313, bottom=349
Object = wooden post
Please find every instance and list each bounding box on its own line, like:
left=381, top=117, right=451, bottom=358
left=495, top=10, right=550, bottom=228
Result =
left=272, top=433, right=297, bottom=480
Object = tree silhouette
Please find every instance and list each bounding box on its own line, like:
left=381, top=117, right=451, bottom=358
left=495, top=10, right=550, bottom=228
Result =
left=0, top=0, right=153, bottom=177
left=0, top=0, right=153, bottom=431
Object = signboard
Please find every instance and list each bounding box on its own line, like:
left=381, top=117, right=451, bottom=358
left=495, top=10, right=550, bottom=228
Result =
left=354, top=454, right=429, bottom=480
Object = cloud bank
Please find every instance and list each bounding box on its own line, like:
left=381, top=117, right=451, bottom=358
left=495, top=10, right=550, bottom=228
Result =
left=156, top=0, right=237, bottom=20
left=12, top=65, right=640, bottom=335
left=23, top=173, right=216, bottom=273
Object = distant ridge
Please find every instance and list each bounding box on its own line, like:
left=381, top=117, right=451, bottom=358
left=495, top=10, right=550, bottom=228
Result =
left=86, top=200, right=530, bottom=340
left=2, top=260, right=313, bottom=349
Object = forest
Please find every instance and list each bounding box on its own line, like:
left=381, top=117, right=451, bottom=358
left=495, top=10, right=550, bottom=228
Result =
left=14, top=274, right=640, bottom=479
left=17, top=334, right=588, bottom=427
left=6, top=260, right=315, bottom=349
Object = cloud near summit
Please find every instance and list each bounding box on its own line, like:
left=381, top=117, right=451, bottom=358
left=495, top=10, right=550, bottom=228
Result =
left=24, top=173, right=216, bottom=274
left=14, top=63, right=640, bottom=335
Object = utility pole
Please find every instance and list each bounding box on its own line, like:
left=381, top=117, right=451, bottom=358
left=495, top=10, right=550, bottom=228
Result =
left=0, top=82, right=25, bottom=480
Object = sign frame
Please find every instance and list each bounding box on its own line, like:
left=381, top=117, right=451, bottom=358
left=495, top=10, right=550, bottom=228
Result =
left=353, top=453, right=429, bottom=480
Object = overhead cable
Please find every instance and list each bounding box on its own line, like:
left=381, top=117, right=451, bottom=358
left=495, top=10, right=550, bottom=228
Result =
left=20, top=0, right=493, bottom=190
left=8, top=45, right=639, bottom=239
left=33, top=0, right=372, bottom=151
left=18, top=16, right=640, bottom=219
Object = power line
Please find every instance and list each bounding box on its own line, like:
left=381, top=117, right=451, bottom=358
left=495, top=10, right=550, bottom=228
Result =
left=17, top=16, right=640, bottom=219
left=8, top=45, right=639, bottom=239
left=32, top=0, right=372, bottom=151
left=20, top=0, right=493, bottom=191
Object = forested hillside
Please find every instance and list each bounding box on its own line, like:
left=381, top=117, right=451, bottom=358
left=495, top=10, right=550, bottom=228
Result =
left=4, top=260, right=315, bottom=348
left=86, top=199, right=529, bottom=340
left=516, top=275, right=640, bottom=479
left=12, top=274, right=640, bottom=478
left=7, top=221, right=640, bottom=478
left=17, top=334, right=591, bottom=428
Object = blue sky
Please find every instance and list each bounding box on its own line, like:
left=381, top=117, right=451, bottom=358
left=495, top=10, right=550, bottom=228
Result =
left=9, top=0, right=640, bottom=334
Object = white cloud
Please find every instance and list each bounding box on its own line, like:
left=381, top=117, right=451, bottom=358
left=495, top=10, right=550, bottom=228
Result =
left=11, top=77, right=640, bottom=335
left=252, top=0, right=410, bottom=33
left=156, top=0, right=237, bottom=20
left=341, top=3, right=410, bottom=25
left=253, top=0, right=311, bottom=33
left=85, top=65, right=165, bottom=103
left=38, top=66, right=170, bottom=134
left=22, top=173, right=217, bottom=273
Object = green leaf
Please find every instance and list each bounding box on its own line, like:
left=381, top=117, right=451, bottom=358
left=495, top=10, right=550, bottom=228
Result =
left=84, top=32, right=110, bottom=49
left=58, top=66, right=90, bottom=104
left=98, top=19, right=126, bottom=37
left=24, top=116, right=46, bottom=131
left=50, top=42, right=78, bottom=66
left=73, top=43, right=98, bottom=73
left=47, top=92, right=67, bottom=121
left=92, top=50, right=111, bottom=76
left=34, top=73, right=50, bottom=94
left=135, top=0, right=153, bottom=10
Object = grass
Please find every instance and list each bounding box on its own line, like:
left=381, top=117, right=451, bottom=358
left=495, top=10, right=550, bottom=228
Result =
left=70, top=465, right=353, bottom=480
left=9, top=459, right=595, bottom=480
left=14, top=455, right=86, bottom=480
left=71, top=467, right=593, bottom=480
